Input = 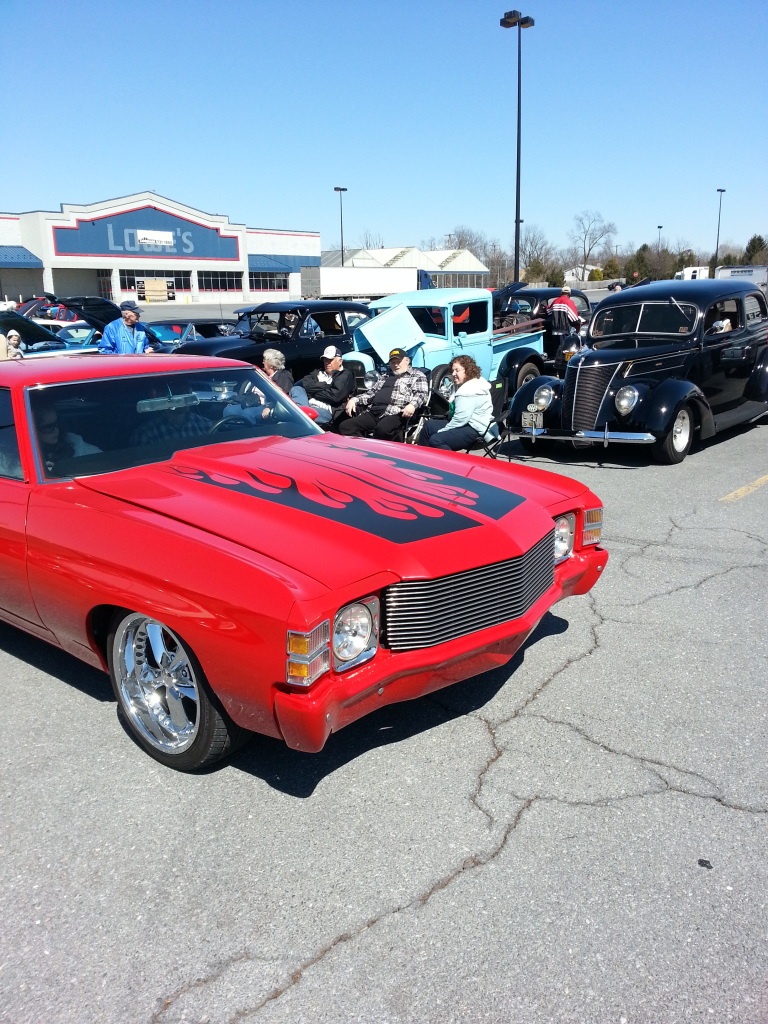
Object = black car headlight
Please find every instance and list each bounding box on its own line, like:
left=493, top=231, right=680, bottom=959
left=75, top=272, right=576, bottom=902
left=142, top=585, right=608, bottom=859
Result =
left=533, top=384, right=555, bottom=410
left=615, top=385, right=639, bottom=415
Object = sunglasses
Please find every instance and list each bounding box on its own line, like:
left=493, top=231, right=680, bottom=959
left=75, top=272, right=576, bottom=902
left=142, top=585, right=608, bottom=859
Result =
left=38, top=419, right=59, bottom=434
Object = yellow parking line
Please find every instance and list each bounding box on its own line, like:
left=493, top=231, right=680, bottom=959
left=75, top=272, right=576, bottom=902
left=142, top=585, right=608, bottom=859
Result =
left=719, top=474, right=768, bottom=503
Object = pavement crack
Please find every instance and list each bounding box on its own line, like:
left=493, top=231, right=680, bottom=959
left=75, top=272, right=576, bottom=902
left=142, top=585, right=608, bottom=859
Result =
left=149, top=951, right=256, bottom=1024
left=214, top=800, right=536, bottom=1023
left=525, top=713, right=768, bottom=814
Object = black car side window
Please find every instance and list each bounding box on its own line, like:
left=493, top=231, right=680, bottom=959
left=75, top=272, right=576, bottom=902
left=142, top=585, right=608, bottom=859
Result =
left=745, top=293, right=767, bottom=324
left=704, top=298, right=740, bottom=339
left=0, top=388, right=23, bottom=481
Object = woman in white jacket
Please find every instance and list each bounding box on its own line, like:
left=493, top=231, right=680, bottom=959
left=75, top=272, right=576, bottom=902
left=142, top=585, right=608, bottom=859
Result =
left=419, top=355, right=493, bottom=451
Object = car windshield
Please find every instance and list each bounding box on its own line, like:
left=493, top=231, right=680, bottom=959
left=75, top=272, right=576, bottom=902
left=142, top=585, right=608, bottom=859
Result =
left=591, top=301, right=697, bottom=346
left=234, top=311, right=285, bottom=336
left=27, top=367, right=322, bottom=480
left=146, top=324, right=188, bottom=343
left=56, top=327, right=95, bottom=343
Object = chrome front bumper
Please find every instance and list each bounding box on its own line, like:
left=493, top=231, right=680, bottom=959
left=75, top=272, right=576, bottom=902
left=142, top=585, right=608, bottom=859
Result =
left=511, top=426, right=656, bottom=446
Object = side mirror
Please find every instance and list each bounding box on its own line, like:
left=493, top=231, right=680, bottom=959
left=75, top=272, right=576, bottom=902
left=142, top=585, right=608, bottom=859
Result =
left=300, top=405, right=319, bottom=421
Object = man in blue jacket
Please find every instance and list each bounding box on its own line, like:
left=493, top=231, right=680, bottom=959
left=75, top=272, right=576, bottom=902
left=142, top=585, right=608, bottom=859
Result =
left=98, top=301, right=155, bottom=354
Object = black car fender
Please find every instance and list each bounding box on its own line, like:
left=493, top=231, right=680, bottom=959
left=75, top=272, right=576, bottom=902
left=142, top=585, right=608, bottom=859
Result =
left=506, top=374, right=561, bottom=426
left=638, top=378, right=715, bottom=439
left=744, top=348, right=768, bottom=403
left=499, top=346, right=546, bottom=385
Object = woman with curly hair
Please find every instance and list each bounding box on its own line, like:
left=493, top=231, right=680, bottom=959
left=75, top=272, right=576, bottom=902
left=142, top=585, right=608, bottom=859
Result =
left=419, top=355, right=493, bottom=451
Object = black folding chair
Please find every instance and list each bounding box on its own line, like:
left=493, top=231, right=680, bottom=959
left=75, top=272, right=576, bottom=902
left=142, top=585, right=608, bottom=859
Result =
left=472, top=377, right=510, bottom=459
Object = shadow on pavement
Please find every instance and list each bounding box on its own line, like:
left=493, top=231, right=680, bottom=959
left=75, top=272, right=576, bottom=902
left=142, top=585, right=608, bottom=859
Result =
left=225, top=610, right=570, bottom=796
left=0, top=607, right=570, bottom=795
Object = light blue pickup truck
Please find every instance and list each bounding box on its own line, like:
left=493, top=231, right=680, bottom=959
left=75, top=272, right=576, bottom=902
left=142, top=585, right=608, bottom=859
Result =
left=349, top=287, right=546, bottom=394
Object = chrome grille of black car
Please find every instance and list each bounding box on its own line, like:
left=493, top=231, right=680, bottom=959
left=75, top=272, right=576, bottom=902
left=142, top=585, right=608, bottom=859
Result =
left=383, top=530, right=555, bottom=652
left=562, top=361, right=622, bottom=430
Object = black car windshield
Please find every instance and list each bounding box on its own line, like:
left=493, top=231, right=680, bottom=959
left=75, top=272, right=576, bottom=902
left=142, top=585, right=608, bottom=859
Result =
left=27, top=367, right=321, bottom=480
left=591, top=301, right=697, bottom=346
left=234, top=311, right=283, bottom=336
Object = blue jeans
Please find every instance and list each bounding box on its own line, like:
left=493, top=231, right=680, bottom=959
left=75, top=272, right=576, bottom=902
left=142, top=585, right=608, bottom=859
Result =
left=290, top=386, right=333, bottom=425
left=419, top=419, right=480, bottom=450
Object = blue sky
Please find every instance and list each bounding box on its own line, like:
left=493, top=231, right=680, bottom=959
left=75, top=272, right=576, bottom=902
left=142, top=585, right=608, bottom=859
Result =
left=5, top=0, right=767, bottom=257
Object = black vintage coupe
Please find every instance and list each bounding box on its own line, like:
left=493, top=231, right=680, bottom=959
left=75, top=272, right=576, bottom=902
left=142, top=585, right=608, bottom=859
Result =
left=174, top=300, right=371, bottom=380
left=506, top=279, right=768, bottom=463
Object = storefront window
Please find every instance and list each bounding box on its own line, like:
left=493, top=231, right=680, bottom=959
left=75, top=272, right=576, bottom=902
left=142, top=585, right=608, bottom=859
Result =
left=119, top=270, right=192, bottom=291
left=198, top=272, right=243, bottom=291
left=249, top=273, right=289, bottom=291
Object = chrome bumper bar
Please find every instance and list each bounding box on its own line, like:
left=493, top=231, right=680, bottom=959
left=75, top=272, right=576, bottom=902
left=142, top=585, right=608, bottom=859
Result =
left=510, top=426, right=656, bottom=446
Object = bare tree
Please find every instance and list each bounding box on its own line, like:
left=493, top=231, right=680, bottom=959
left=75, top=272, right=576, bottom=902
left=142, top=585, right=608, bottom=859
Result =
left=447, top=225, right=488, bottom=256
left=359, top=229, right=384, bottom=250
left=519, top=225, right=555, bottom=268
left=569, top=211, right=617, bottom=280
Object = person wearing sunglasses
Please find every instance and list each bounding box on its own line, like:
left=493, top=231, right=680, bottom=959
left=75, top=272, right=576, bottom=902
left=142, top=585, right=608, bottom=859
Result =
left=33, top=403, right=101, bottom=472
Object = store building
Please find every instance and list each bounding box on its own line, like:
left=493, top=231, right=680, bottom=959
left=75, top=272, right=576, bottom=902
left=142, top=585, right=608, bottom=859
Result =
left=0, top=192, right=320, bottom=305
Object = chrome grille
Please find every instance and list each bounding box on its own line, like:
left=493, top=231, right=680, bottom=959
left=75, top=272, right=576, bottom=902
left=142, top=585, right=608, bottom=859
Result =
left=562, top=361, right=621, bottom=430
left=383, top=530, right=555, bottom=652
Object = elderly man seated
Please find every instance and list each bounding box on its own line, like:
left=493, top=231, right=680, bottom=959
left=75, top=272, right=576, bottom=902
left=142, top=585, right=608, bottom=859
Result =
left=290, top=346, right=355, bottom=426
left=339, top=348, right=428, bottom=442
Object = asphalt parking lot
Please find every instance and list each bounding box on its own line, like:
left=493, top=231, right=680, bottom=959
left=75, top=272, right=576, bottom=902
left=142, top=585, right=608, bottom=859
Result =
left=1, top=417, right=766, bottom=1024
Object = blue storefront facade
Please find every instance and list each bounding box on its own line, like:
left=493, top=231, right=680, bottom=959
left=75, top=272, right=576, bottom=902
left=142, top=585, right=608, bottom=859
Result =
left=0, top=192, right=320, bottom=305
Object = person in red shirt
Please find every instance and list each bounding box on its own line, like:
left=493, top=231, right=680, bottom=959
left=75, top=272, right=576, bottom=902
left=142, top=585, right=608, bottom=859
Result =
left=547, top=286, right=582, bottom=374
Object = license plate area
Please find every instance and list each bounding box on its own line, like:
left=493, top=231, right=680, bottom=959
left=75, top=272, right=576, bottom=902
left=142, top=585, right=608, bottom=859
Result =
left=522, top=411, right=543, bottom=429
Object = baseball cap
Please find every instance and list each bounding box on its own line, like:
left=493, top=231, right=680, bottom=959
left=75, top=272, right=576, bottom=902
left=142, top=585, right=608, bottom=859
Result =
left=389, top=348, right=408, bottom=361
left=120, top=300, right=143, bottom=314
left=321, top=346, right=341, bottom=360
left=561, top=286, right=571, bottom=294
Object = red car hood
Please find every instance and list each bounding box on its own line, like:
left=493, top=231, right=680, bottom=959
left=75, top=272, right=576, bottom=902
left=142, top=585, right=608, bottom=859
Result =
left=75, top=435, right=589, bottom=590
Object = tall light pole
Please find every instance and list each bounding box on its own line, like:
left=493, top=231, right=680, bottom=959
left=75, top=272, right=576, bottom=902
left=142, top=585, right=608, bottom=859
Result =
left=714, top=188, right=726, bottom=267
left=657, top=225, right=663, bottom=250
left=334, top=186, right=348, bottom=266
left=500, top=10, right=534, bottom=283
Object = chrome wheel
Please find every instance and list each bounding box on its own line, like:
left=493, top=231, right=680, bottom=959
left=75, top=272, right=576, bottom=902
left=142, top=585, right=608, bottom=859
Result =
left=671, top=407, right=691, bottom=453
left=112, top=614, right=200, bottom=755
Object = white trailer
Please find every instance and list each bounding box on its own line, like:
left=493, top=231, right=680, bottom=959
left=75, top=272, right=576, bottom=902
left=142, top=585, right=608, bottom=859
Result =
left=673, top=266, right=710, bottom=280
left=715, top=265, right=768, bottom=294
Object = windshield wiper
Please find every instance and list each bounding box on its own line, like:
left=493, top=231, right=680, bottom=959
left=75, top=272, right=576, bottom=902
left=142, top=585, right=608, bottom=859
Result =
left=669, top=295, right=692, bottom=323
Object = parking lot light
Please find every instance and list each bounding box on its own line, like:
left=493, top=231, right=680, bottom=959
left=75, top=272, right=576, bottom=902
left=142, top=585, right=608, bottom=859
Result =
left=715, top=189, right=726, bottom=267
left=500, top=10, right=535, bottom=284
left=334, top=187, right=348, bottom=267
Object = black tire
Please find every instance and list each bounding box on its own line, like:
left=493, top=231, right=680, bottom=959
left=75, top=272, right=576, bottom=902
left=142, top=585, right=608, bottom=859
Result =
left=515, top=361, right=541, bottom=392
left=654, top=403, right=694, bottom=464
left=431, top=363, right=451, bottom=393
left=107, top=611, right=247, bottom=771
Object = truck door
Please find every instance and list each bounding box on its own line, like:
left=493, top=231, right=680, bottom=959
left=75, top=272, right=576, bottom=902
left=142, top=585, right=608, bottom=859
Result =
left=450, top=300, right=492, bottom=376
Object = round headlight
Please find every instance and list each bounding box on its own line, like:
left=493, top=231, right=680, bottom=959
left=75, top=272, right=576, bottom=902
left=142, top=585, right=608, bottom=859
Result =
left=533, top=384, right=555, bottom=410
left=553, top=514, right=574, bottom=561
left=333, top=602, right=373, bottom=662
left=364, top=370, right=380, bottom=390
left=615, top=385, right=639, bottom=415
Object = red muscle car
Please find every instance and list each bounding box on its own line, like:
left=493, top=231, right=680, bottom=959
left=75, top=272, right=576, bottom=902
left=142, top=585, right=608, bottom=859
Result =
left=0, top=355, right=607, bottom=771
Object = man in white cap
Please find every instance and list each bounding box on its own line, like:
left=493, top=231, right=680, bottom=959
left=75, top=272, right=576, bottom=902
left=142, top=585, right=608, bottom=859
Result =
left=290, top=346, right=355, bottom=426
left=98, top=300, right=155, bottom=355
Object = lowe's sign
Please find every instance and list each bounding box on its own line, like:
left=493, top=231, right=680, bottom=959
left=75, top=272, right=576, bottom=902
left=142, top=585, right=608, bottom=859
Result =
left=53, top=207, right=240, bottom=260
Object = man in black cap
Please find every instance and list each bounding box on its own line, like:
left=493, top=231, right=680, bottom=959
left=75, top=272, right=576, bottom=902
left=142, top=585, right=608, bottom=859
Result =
left=339, top=348, right=428, bottom=441
left=98, top=300, right=156, bottom=355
